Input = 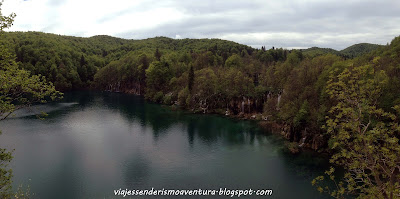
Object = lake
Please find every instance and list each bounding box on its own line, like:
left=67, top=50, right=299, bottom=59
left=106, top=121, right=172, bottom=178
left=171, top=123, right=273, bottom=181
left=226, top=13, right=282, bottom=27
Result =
left=0, top=91, right=331, bottom=198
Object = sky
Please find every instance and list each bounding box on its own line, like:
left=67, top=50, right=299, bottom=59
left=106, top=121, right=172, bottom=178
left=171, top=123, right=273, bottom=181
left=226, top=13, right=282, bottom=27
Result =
left=2, top=0, right=400, bottom=50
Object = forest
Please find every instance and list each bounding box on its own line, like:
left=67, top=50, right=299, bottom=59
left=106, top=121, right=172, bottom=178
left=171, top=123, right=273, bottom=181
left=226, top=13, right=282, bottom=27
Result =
left=2, top=31, right=398, bottom=149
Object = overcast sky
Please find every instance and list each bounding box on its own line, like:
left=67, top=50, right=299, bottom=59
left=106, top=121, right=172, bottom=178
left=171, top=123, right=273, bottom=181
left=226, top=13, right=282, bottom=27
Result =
left=2, top=0, right=400, bottom=50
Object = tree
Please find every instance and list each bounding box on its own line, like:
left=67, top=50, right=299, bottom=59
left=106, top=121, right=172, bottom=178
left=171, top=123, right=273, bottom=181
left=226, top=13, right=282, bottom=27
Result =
left=286, top=50, right=302, bottom=66
left=154, top=48, right=161, bottom=61
left=0, top=2, right=15, bottom=32
left=79, top=54, right=86, bottom=67
left=312, top=65, right=400, bottom=199
left=145, top=61, right=172, bottom=101
left=78, top=55, right=88, bottom=83
left=218, top=68, right=254, bottom=104
left=138, top=53, right=149, bottom=94
left=0, top=48, right=61, bottom=120
left=293, top=100, right=310, bottom=129
left=188, top=64, right=194, bottom=92
left=192, top=68, right=218, bottom=111
left=224, top=54, right=243, bottom=68
left=0, top=7, right=15, bottom=198
left=0, top=3, right=61, bottom=198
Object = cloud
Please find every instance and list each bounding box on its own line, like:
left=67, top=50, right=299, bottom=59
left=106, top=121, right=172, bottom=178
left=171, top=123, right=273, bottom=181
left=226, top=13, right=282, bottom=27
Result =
left=2, top=0, right=400, bottom=50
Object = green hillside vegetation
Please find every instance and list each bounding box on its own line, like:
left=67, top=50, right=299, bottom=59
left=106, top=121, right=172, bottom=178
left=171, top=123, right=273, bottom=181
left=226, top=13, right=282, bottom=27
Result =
left=302, top=43, right=382, bottom=58
left=302, top=47, right=338, bottom=57
left=2, top=32, right=399, bottom=133
left=340, top=43, right=382, bottom=57
left=2, top=32, right=256, bottom=90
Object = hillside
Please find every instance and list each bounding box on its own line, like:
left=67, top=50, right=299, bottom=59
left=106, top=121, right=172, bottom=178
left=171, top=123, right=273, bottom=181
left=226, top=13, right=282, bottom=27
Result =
left=302, top=43, right=382, bottom=58
left=340, top=43, right=382, bottom=57
left=1, top=31, right=255, bottom=90
left=302, top=47, right=338, bottom=57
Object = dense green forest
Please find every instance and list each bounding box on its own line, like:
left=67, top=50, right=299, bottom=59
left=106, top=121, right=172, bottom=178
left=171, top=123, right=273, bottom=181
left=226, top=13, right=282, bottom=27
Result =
left=2, top=32, right=254, bottom=90
left=2, top=31, right=399, bottom=152
left=302, top=43, right=381, bottom=58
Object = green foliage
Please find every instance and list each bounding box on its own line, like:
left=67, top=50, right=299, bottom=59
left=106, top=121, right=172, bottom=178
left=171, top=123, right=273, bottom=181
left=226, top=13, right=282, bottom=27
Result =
left=0, top=41, right=62, bottom=121
left=302, top=47, right=339, bottom=58
left=0, top=148, right=13, bottom=198
left=191, top=68, right=218, bottom=109
left=0, top=5, right=61, bottom=198
left=224, top=54, right=243, bottom=68
left=218, top=67, right=254, bottom=99
left=3, top=31, right=257, bottom=92
left=178, top=87, right=190, bottom=107
left=188, top=64, right=194, bottom=92
left=340, top=43, right=382, bottom=58
left=313, top=64, right=400, bottom=199
left=302, top=43, right=382, bottom=59
left=163, top=93, right=173, bottom=105
left=293, top=100, right=309, bottom=128
left=286, top=50, right=303, bottom=66
left=154, top=48, right=161, bottom=61
left=0, top=2, right=15, bottom=32
left=145, top=61, right=173, bottom=101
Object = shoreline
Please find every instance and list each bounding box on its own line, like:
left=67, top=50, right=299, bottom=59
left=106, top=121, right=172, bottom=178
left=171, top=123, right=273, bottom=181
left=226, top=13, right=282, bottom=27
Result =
left=72, top=89, right=329, bottom=155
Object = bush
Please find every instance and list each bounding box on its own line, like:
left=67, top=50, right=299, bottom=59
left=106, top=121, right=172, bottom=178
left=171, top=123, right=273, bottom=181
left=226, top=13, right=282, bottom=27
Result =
left=163, top=93, right=173, bottom=105
left=178, top=87, right=189, bottom=107
left=153, top=91, right=164, bottom=103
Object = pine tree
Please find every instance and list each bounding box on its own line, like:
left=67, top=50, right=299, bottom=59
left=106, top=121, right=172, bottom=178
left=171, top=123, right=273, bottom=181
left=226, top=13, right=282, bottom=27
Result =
left=154, top=48, right=161, bottom=61
left=188, top=64, right=194, bottom=92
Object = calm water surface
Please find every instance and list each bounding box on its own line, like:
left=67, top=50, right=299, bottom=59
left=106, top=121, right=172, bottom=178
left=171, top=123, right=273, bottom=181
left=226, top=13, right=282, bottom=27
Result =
left=0, top=91, right=330, bottom=199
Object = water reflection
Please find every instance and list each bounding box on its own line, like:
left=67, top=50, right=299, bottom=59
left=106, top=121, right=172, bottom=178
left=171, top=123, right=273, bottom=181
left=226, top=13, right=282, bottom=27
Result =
left=123, top=154, right=150, bottom=187
left=0, top=91, right=332, bottom=199
left=82, top=91, right=263, bottom=147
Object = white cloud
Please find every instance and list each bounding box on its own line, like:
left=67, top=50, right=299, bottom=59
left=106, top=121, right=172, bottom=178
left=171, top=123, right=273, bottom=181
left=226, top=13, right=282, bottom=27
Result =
left=2, top=0, right=400, bottom=50
left=2, top=0, right=49, bottom=31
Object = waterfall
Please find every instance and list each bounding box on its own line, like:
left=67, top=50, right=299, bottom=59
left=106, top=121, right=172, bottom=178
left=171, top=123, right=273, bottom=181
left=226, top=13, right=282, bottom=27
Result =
left=299, top=136, right=307, bottom=147
left=277, top=94, right=281, bottom=106
left=241, top=101, right=245, bottom=113
left=248, top=98, right=251, bottom=113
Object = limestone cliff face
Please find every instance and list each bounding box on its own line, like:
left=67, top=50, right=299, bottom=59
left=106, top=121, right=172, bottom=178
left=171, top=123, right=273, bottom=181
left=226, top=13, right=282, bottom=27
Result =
left=104, top=81, right=144, bottom=95
left=104, top=85, right=326, bottom=150
left=226, top=97, right=262, bottom=115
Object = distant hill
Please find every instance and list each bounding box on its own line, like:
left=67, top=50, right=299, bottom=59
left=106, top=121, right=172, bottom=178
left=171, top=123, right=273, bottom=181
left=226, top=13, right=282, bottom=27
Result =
left=302, top=47, right=338, bottom=57
left=302, top=43, right=382, bottom=58
left=1, top=31, right=256, bottom=90
left=86, top=35, right=254, bottom=54
left=340, top=43, right=382, bottom=58
left=3, top=31, right=253, bottom=57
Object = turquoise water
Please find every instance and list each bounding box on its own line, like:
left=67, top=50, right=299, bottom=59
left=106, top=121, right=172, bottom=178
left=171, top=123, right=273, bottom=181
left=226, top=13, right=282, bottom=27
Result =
left=0, top=91, right=330, bottom=198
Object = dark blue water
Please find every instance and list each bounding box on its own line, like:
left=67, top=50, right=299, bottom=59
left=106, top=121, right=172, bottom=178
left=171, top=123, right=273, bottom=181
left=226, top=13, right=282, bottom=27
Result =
left=0, top=91, right=330, bottom=198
